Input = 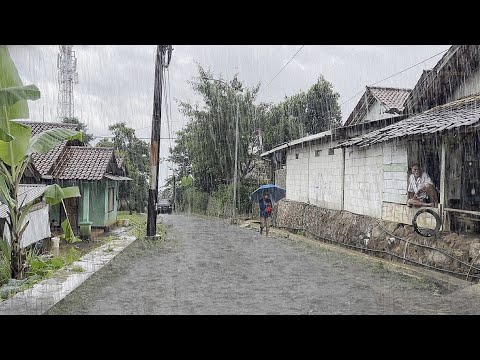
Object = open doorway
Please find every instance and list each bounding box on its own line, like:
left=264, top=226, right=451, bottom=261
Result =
left=60, top=197, right=80, bottom=235
left=407, top=136, right=441, bottom=198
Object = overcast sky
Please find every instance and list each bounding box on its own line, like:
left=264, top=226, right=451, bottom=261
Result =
left=8, top=45, right=450, bottom=188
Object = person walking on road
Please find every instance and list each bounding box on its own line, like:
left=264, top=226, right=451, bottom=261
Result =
left=259, top=191, right=273, bottom=237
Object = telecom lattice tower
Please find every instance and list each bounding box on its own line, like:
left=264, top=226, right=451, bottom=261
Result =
left=57, top=45, right=78, bottom=120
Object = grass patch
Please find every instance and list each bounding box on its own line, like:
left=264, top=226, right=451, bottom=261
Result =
left=71, top=265, right=84, bottom=273
left=117, top=211, right=167, bottom=241
left=0, top=247, right=82, bottom=302
left=117, top=211, right=148, bottom=240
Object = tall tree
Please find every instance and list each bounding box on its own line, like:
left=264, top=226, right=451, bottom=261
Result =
left=170, top=65, right=260, bottom=193
left=108, top=122, right=149, bottom=212
left=259, top=76, right=342, bottom=151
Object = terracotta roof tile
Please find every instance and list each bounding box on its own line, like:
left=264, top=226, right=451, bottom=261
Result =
left=369, top=87, right=411, bottom=111
left=51, top=147, right=114, bottom=180
left=31, top=142, right=67, bottom=175
left=15, top=121, right=78, bottom=176
left=345, top=87, right=411, bottom=126
left=16, top=121, right=77, bottom=136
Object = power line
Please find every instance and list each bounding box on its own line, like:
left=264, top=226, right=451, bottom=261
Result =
left=92, top=135, right=176, bottom=140
left=164, top=67, right=173, bottom=149
left=325, top=47, right=356, bottom=74
left=258, top=45, right=305, bottom=95
left=340, top=48, right=450, bottom=107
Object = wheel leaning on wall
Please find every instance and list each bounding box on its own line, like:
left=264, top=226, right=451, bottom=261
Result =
left=412, top=208, right=442, bottom=237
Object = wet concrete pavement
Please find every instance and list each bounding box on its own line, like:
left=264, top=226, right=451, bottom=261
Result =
left=47, top=214, right=480, bottom=314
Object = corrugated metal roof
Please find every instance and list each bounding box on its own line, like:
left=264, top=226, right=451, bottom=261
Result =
left=260, top=143, right=289, bottom=157
left=104, top=174, right=132, bottom=181
left=289, top=130, right=332, bottom=146
left=336, top=93, right=480, bottom=148
left=260, top=130, right=332, bottom=158
left=0, top=184, right=48, bottom=218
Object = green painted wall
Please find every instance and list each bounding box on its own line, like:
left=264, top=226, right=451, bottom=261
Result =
left=105, top=180, right=119, bottom=227
left=89, top=180, right=107, bottom=227
left=48, top=179, right=120, bottom=228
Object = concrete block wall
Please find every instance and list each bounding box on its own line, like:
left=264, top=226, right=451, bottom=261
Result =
left=382, top=141, right=408, bottom=205
left=344, top=144, right=384, bottom=218
left=285, top=138, right=414, bottom=223
left=286, top=141, right=343, bottom=210
left=382, top=202, right=439, bottom=229
left=308, top=144, right=343, bottom=210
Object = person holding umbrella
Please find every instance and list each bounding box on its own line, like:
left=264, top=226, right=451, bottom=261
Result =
left=250, top=184, right=286, bottom=237
left=259, top=191, right=273, bottom=237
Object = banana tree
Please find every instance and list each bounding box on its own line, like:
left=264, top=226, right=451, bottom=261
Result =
left=0, top=45, right=82, bottom=279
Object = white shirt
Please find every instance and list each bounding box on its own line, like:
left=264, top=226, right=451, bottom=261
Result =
left=408, top=172, right=434, bottom=194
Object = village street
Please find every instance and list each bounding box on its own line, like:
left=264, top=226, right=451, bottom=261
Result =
left=47, top=214, right=480, bottom=315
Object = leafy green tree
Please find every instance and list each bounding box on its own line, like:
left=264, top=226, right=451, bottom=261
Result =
left=170, top=65, right=259, bottom=193
left=0, top=46, right=82, bottom=279
left=108, top=122, right=149, bottom=213
left=169, top=66, right=342, bottom=216
left=96, top=138, right=114, bottom=147
left=62, top=117, right=93, bottom=145
left=259, top=76, right=341, bottom=151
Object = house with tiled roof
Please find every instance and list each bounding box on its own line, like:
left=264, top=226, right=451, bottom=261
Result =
left=18, top=121, right=131, bottom=238
left=256, top=45, right=480, bottom=279
left=344, top=86, right=411, bottom=126
left=334, top=45, right=480, bottom=233
left=261, top=45, right=480, bottom=236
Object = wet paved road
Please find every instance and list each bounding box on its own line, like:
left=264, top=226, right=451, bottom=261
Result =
left=48, top=214, right=480, bottom=314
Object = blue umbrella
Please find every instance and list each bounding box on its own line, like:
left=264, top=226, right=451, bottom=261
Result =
left=250, top=184, right=286, bottom=204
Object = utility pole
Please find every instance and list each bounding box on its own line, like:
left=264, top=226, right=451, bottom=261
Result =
left=173, top=173, right=176, bottom=213
left=147, top=45, right=172, bottom=238
left=233, top=101, right=239, bottom=222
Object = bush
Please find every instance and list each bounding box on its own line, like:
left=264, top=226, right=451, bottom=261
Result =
left=0, top=253, right=10, bottom=286
left=0, top=239, right=11, bottom=285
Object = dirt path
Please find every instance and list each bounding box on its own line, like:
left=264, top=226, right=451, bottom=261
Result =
left=47, top=214, right=480, bottom=314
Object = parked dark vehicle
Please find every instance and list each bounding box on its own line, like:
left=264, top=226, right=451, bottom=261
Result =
left=157, top=199, right=172, bottom=214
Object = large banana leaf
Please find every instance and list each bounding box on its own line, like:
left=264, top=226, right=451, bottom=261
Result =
left=0, top=175, right=14, bottom=209
left=0, top=46, right=41, bottom=165
left=0, top=238, right=11, bottom=263
left=44, top=184, right=81, bottom=243
left=0, top=121, right=31, bottom=166
left=28, top=128, right=83, bottom=155
left=0, top=124, right=13, bottom=143
left=44, top=184, right=81, bottom=206
left=0, top=85, right=40, bottom=107
left=0, top=46, right=29, bottom=121
left=61, top=217, right=80, bottom=243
